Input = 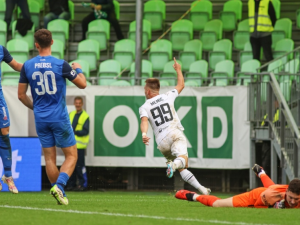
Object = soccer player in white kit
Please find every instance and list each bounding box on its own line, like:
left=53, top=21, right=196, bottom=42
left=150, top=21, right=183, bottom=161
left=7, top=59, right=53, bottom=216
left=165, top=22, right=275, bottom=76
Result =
left=139, top=58, right=211, bottom=195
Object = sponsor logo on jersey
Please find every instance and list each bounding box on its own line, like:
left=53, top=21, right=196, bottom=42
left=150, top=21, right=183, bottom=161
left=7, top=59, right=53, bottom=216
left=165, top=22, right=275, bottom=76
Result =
left=71, top=70, right=76, bottom=76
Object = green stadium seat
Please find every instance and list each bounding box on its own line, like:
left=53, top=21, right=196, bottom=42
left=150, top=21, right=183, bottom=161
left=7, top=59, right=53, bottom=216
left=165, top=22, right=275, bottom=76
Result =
left=110, top=80, right=131, bottom=86
left=1, top=78, right=19, bottom=86
left=69, top=59, right=90, bottom=78
left=34, top=0, right=44, bottom=11
left=185, top=60, right=208, bottom=86
left=113, top=39, right=135, bottom=70
left=272, top=0, right=281, bottom=19
left=220, top=0, right=242, bottom=32
left=98, top=59, right=121, bottom=85
left=236, top=59, right=260, bottom=86
left=210, top=60, right=234, bottom=86
left=129, top=60, right=153, bottom=85
left=87, top=19, right=110, bottom=51
left=200, top=19, right=223, bottom=51
left=179, top=40, right=202, bottom=71
left=265, top=59, right=282, bottom=81
left=209, top=39, right=232, bottom=70
left=77, top=39, right=100, bottom=71
left=170, top=19, right=193, bottom=51
left=1, top=63, right=19, bottom=78
left=272, top=18, right=292, bottom=49
left=128, top=20, right=151, bottom=50
left=7, top=39, right=29, bottom=63
left=239, top=42, right=253, bottom=67
left=48, top=19, right=69, bottom=49
left=12, top=21, right=35, bottom=50
left=68, top=0, right=74, bottom=21
left=284, top=59, right=299, bottom=81
left=144, top=0, right=165, bottom=31
left=189, top=0, right=212, bottom=31
left=160, top=80, right=169, bottom=87
left=18, top=0, right=40, bottom=29
left=185, top=80, right=199, bottom=87
left=273, top=39, right=294, bottom=64
left=148, top=39, right=172, bottom=71
left=113, top=0, right=120, bottom=20
left=0, top=19, right=6, bottom=46
left=159, top=60, right=182, bottom=86
left=51, top=39, right=64, bottom=59
left=0, top=0, right=5, bottom=21
left=233, top=19, right=250, bottom=50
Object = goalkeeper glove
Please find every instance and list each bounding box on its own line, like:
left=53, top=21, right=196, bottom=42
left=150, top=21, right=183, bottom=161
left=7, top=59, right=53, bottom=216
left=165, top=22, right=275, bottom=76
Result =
left=273, top=199, right=285, bottom=209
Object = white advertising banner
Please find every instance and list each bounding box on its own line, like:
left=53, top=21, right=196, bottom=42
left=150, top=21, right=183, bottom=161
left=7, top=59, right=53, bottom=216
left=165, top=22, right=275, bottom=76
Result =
left=3, top=85, right=250, bottom=169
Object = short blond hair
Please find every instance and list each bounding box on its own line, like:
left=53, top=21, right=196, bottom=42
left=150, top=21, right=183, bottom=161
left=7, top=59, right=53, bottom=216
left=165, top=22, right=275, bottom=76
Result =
left=145, top=78, right=160, bottom=90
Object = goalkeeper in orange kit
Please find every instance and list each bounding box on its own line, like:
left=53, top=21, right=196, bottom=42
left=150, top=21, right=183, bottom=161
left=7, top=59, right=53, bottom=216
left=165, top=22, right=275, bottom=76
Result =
left=175, top=164, right=300, bottom=209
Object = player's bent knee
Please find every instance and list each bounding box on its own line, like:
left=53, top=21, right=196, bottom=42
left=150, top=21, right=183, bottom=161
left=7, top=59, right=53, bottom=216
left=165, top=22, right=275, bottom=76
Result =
left=178, top=155, right=188, bottom=168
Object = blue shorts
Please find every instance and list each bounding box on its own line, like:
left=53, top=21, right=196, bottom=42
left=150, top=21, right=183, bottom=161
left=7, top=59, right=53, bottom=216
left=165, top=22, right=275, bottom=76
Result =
left=35, top=121, right=76, bottom=148
left=0, top=95, right=10, bottom=129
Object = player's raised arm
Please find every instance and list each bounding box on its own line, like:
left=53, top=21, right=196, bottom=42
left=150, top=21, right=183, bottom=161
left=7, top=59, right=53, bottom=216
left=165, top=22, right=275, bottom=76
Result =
left=140, top=117, right=150, bottom=145
left=173, top=57, right=184, bottom=94
left=8, top=59, right=23, bottom=72
left=71, top=62, right=87, bottom=89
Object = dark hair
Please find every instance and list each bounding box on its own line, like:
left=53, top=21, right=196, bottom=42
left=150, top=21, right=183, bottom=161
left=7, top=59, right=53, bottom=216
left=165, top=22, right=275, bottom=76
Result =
left=288, top=179, right=300, bottom=195
left=145, top=78, right=160, bottom=90
left=74, top=96, right=83, bottom=103
left=34, top=29, right=52, bottom=48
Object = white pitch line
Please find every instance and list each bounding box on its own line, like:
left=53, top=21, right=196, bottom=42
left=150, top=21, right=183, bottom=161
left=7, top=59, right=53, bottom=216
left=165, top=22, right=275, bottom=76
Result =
left=0, top=205, right=277, bottom=225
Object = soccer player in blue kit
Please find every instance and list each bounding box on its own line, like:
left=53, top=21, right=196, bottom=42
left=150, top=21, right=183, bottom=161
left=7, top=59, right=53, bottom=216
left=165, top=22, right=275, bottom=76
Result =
left=18, top=29, right=86, bottom=205
left=0, top=46, right=23, bottom=194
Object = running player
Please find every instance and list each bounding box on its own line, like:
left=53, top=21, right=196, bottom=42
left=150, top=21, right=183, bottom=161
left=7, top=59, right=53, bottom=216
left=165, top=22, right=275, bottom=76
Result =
left=18, top=29, right=86, bottom=205
left=139, top=58, right=210, bottom=195
left=0, top=46, right=23, bottom=194
left=175, top=164, right=300, bottom=208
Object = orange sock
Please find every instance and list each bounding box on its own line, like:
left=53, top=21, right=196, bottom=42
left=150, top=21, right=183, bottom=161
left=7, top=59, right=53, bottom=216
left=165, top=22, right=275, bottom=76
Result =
left=196, top=195, right=220, bottom=207
left=260, top=174, right=275, bottom=188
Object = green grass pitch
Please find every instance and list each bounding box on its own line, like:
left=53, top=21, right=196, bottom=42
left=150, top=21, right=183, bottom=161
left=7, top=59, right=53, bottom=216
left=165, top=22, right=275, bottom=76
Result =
left=0, top=191, right=299, bottom=225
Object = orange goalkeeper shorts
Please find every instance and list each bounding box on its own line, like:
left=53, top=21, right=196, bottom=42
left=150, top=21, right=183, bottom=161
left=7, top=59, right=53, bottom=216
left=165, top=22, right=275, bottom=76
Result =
left=232, top=187, right=267, bottom=208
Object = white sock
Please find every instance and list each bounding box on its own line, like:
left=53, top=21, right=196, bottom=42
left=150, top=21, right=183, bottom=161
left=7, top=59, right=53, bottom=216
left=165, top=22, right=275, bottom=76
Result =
left=258, top=169, right=266, bottom=178
left=173, top=157, right=186, bottom=170
left=180, top=169, right=207, bottom=194
left=193, top=194, right=200, bottom=201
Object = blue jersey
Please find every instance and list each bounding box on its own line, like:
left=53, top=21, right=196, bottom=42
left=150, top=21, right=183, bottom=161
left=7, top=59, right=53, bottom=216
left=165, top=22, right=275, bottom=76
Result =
left=0, top=45, right=13, bottom=90
left=19, top=55, right=77, bottom=122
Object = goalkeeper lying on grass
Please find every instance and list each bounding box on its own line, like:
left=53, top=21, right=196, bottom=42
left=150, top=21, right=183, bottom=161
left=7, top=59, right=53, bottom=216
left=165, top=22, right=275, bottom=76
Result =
left=175, top=164, right=300, bottom=209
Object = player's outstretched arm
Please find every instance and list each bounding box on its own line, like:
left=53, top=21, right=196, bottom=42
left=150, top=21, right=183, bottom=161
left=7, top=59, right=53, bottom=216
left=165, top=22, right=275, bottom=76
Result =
left=71, top=62, right=87, bottom=89
left=18, top=83, right=33, bottom=110
left=8, top=59, right=23, bottom=72
left=140, top=117, right=150, bottom=145
left=173, top=57, right=184, bottom=94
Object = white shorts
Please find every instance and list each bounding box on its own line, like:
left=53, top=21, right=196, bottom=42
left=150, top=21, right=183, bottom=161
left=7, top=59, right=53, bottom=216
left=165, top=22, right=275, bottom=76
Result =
left=157, top=129, right=188, bottom=161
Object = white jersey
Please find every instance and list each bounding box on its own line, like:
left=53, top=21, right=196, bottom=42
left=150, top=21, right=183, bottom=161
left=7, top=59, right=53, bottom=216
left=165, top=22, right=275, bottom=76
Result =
left=139, top=89, right=184, bottom=144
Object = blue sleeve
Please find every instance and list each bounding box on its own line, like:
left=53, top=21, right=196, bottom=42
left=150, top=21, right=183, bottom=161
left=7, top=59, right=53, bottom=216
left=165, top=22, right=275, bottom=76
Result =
left=19, top=64, right=29, bottom=83
left=62, top=61, right=77, bottom=81
left=2, top=46, right=13, bottom=64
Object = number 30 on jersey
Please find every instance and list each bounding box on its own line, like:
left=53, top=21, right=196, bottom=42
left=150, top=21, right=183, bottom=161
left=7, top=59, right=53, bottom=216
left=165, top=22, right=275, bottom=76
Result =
left=32, top=71, right=57, bottom=95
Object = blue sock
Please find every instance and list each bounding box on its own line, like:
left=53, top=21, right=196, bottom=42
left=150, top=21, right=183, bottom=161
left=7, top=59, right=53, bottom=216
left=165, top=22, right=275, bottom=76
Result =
left=0, top=134, right=12, bottom=177
left=51, top=183, right=56, bottom=187
left=56, top=172, right=69, bottom=197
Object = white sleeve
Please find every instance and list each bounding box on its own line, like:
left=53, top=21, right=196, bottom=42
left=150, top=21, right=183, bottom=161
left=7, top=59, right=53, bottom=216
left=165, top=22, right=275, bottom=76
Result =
left=139, top=106, right=148, bottom=119
left=166, top=89, right=179, bottom=102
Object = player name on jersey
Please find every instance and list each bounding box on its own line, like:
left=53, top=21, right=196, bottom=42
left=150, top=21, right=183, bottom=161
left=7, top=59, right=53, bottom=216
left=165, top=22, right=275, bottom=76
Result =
left=150, top=97, right=163, bottom=106
left=34, top=63, right=52, bottom=68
